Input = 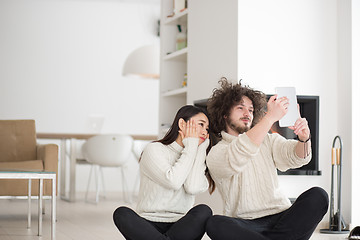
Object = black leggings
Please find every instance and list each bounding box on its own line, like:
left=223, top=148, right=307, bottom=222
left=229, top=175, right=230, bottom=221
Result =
left=113, top=204, right=212, bottom=240
left=206, top=187, right=329, bottom=240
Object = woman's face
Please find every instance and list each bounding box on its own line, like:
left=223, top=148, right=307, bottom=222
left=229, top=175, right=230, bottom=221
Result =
left=190, top=112, right=209, bottom=145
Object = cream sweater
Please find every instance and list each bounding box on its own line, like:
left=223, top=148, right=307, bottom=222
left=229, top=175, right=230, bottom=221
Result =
left=136, top=138, right=209, bottom=223
left=206, top=131, right=311, bottom=219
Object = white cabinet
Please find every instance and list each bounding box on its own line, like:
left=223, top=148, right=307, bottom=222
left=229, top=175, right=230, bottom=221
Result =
left=159, top=0, right=239, bottom=135
left=159, top=0, right=189, bottom=133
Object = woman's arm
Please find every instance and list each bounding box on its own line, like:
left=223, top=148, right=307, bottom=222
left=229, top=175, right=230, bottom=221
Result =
left=183, top=139, right=209, bottom=195
left=140, top=138, right=199, bottom=190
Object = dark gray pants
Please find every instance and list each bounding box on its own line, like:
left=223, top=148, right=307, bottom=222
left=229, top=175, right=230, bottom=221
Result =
left=206, top=187, right=329, bottom=240
left=113, top=204, right=212, bottom=240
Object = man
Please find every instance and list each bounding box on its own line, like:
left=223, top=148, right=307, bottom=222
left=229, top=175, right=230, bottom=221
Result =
left=205, top=78, right=328, bottom=240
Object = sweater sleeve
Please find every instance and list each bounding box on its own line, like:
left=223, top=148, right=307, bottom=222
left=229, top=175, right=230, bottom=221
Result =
left=269, top=133, right=312, bottom=171
left=140, top=138, right=199, bottom=190
left=207, top=134, right=260, bottom=179
left=183, top=139, right=209, bottom=195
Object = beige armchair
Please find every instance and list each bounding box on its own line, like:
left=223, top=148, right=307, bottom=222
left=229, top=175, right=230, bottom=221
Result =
left=0, top=120, right=58, bottom=196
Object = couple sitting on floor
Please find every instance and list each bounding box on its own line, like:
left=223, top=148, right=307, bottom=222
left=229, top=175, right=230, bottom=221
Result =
left=113, top=78, right=329, bottom=240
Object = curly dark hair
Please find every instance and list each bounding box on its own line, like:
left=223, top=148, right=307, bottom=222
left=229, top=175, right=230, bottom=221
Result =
left=207, top=77, right=267, bottom=138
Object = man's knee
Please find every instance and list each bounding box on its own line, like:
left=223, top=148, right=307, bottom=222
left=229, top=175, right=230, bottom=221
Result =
left=206, top=215, right=224, bottom=233
left=309, top=187, right=329, bottom=205
left=306, top=187, right=329, bottom=215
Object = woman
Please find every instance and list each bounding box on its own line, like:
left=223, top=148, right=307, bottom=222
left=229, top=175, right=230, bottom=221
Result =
left=113, top=105, right=213, bottom=240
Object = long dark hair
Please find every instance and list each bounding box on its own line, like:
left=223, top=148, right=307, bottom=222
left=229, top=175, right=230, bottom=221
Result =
left=141, top=105, right=216, bottom=194
left=158, top=105, right=207, bottom=145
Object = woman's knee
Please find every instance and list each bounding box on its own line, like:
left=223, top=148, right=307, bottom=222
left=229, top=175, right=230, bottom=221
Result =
left=189, top=204, right=213, bottom=221
left=113, top=206, right=134, bottom=226
left=195, top=204, right=213, bottom=216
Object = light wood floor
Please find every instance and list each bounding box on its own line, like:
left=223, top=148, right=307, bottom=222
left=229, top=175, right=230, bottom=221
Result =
left=0, top=193, right=350, bottom=240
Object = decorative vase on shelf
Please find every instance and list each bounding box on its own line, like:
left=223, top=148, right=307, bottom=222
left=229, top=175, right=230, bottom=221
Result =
left=176, top=25, right=187, bottom=51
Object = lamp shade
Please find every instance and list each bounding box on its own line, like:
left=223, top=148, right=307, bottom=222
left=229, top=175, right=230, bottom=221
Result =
left=122, top=44, right=160, bottom=79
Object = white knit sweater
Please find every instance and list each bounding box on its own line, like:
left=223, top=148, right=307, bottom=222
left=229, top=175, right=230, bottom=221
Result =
left=136, top=138, right=209, bottom=223
left=206, top=131, right=311, bottom=219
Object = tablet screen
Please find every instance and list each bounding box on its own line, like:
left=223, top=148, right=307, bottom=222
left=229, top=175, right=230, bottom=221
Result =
left=275, top=87, right=299, bottom=127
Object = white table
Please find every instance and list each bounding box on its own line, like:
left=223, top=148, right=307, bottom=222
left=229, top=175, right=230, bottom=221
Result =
left=37, top=133, right=157, bottom=202
left=0, top=171, right=56, bottom=240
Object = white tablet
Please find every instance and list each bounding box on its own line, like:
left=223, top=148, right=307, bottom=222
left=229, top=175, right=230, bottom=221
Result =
left=275, top=87, right=299, bottom=127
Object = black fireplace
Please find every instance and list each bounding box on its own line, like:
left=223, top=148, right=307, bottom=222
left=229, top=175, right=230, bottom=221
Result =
left=194, top=95, right=321, bottom=176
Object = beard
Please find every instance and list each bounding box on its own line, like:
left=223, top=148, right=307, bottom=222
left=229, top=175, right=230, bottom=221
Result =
left=226, top=117, right=251, bottom=134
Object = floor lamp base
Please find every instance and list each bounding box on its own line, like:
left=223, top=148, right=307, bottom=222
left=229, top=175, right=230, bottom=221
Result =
left=320, top=229, right=349, bottom=234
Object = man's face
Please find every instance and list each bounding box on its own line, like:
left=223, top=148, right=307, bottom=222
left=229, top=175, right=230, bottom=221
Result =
left=225, top=96, right=254, bottom=135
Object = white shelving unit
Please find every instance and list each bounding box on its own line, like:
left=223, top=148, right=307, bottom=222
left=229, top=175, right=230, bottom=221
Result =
left=163, top=47, right=188, bottom=61
left=159, top=0, right=189, bottom=132
left=159, top=0, right=238, bottom=136
left=164, top=8, right=188, bottom=25
left=162, top=87, right=187, bottom=97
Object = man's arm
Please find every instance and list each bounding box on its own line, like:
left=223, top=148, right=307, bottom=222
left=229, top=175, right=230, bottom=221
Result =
left=246, top=95, right=288, bottom=145
left=271, top=134, right=312, bottom=171
left=247, top=95, right=311, bottom=158
left=290, top=117, right=311, bottom=158
left=295, top=140, right=311, bottom=158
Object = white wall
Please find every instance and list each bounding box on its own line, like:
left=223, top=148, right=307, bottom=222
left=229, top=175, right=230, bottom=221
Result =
left=337, top=0, right=352, bottom=227
left=187, top=0, right=352, bottom=226
left=237, top=0, right=340, bottom=224
left=237, top=0, right=351, bottom=225
left=351, top=0, right=360, bottom=228
left=0, top=0, right=160, bottom=135
left=0, top=0, right=160, bottom=193
left=236, top=0, right=354, bottom=225
left=187, top=0, right=354, bottom=225
left=188, top=0, right=239, bottom=104
left=237, top=0, right=337, bottom=95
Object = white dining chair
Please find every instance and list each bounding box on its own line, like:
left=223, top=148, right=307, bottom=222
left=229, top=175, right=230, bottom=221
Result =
left=81, top=134, right=134, bottom=203
left=130, top=139, right=151, bottom=201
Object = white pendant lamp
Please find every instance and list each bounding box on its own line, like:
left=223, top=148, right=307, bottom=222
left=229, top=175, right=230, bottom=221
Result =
left=122, top=44, right=160, bottom=79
